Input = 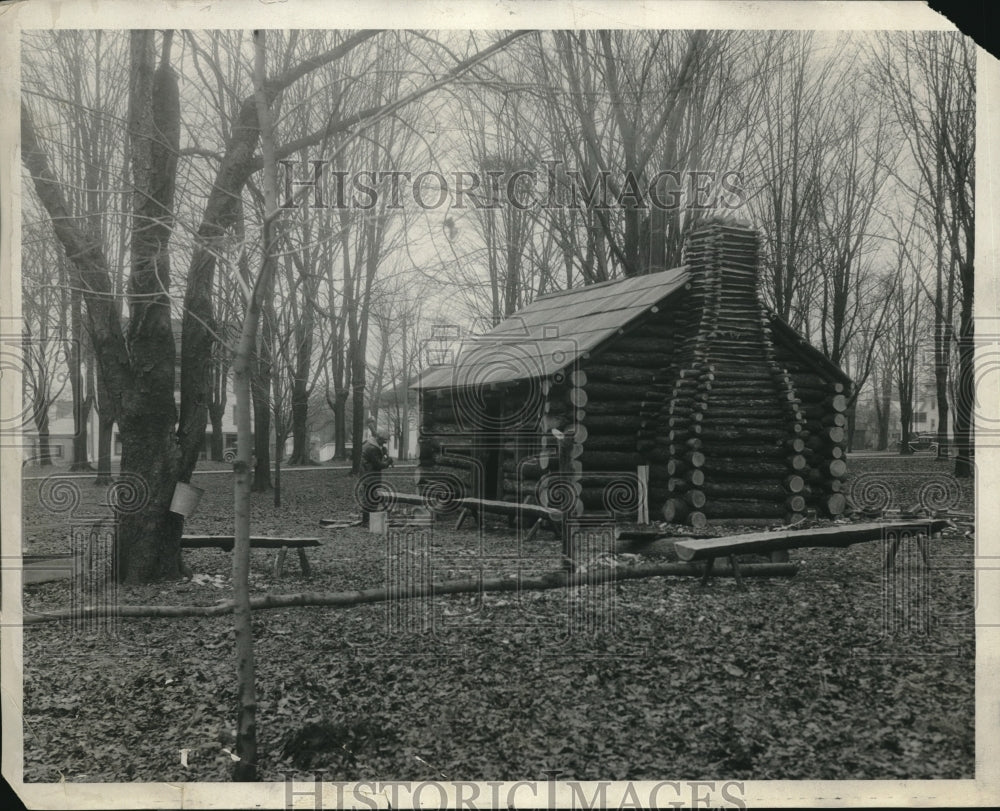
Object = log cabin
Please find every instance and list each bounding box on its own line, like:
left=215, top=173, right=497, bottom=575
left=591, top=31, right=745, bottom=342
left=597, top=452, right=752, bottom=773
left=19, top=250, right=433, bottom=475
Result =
left=412, top=221, right=852, bottom=529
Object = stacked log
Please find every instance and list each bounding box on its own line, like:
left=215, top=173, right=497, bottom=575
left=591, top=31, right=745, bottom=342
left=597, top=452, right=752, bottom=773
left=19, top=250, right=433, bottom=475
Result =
left=793, top=382, right=849, bottom=516
left=661, top=222, right=810, bottom=527
left=414, top=221, right=852, bottom=531
left=766, top=325, right=850, bottom=516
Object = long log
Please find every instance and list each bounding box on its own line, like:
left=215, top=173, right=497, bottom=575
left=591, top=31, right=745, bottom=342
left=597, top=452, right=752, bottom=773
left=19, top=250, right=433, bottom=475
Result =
left=701, top=480, right=800, bottom=500
left=571, top=473, right=639, bottom=488
left=703, top=370, right=788, bottom=383
left=579, top=450, right=642, bottom=469
left=584, top=365, right=660, bottom=385
left=582, top=382, right=652, bottom=401
left=667, top=426, right=703, bottom=441
left=701, top=407, right=787, bottom=420
left=794, top=391, right=847, bottom=412
left=590, top=351, right=671, bottom=369
left=585, top=414, right=644, bottom=432
left=704, top=499, right=789, bottom=519
left=701, top=389, right=798, bottom=405
left=22, top=560, right=802, bottom=625
left=693, top=442, right=788, bottom=460
left=579, top=434, right=638, bottom=452
left=790, top=375, right=845, bottom=392
left=699, top=416, right=797, bottom=431
left=580, top=399, right=647, bottom=416
left=695, top=426, right=797, bottom=442
left=702, top=456, right=805, bottom=478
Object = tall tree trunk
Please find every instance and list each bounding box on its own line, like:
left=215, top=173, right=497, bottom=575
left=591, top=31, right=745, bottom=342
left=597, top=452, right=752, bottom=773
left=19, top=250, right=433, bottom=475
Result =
left=274, top=425, right=282, bottom=508
left=287, top=302, right=314, bottom=465
left=875, top=375, right=891, bottom=451
left=70, top=402, right=92, bottom=470
left=845, top=403, right=857, bottom=452
left=227, top=29, right=283, bottom=780
left=932, top=182, right=951, bottom=462
left=399, top=317, right=409, bottom=461
left=334, top=389, right=349, bottom=460
left=208, top=402, right=226, bottom=461
left=954, top=275, right=974, bottom=477
left=252, top=354, right=272, bottom=491
left=97, top=411, right=114, bottom=484
left=251, top=291, right=274, bottom=491
left=898, top=403, right=914, bottom=456
left=351, top=378, right=366, bottom=473
left=208, top=349, right=229, bottom=461
left=95, top=353, right=114, bottom=484
left=68, top=287, right=94, bottom=471
left=288, top=398, right=309, bottom=464
left=116, top=32, right=184, bottom=584
left=34, top=406, right=53, bottom=466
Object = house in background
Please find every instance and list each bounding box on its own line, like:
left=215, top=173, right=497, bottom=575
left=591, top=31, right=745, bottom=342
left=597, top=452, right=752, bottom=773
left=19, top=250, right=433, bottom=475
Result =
left=24, top=359, right=244, bottom=466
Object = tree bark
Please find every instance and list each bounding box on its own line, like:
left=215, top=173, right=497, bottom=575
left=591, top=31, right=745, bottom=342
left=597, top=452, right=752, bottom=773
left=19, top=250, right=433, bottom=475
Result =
left=116, top=32, right=184, bottom=583
left=208, top=402, right=226, bottom=461
left=251, top=315, right=273, bottom=492
left=68, top=288, right=94, bottom=471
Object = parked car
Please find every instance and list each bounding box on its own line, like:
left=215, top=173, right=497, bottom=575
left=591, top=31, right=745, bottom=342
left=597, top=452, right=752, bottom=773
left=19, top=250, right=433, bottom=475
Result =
left=897, top=433, right=938, bottom=453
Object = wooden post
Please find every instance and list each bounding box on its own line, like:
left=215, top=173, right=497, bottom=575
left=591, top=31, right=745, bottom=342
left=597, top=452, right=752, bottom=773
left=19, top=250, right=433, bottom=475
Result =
left=637, top=464, right=649, bottom=525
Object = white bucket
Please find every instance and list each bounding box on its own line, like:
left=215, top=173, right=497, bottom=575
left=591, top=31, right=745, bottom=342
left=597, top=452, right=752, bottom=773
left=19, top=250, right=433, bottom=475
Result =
left=369, top=510, right=387, bottom=534
left=170, top=481, right=205, bottom=517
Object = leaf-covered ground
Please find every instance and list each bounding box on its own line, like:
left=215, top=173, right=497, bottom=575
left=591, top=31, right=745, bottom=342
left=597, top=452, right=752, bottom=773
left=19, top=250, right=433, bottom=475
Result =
left=18, top=455, right=974, bottom=782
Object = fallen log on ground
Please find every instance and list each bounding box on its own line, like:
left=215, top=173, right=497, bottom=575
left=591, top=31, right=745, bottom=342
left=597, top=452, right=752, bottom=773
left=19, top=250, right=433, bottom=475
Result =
left=22, top=561, right=798, bottom=625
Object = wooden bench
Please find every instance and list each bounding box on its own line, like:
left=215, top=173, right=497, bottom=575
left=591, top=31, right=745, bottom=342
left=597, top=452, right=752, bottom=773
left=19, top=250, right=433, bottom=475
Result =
left=181, top=536, right=320, bottom=577
left=453, top=498, right=563, bottom=541
left=356, top=492, right=562, bottom=540
left=673, top=520, right=951, bottom=586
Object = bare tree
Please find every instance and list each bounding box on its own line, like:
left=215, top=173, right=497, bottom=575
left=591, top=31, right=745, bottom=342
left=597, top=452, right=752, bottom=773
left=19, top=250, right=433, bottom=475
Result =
left=24, top=28, right=529, bottom=581
left=876, top=31, right=974, bottom=475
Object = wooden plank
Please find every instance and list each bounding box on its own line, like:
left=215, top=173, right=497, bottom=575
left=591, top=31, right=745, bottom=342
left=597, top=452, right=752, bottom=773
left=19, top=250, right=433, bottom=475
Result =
left=672, top=520, right=951, bottom=562
left=637, top=464, right=649, bottom=525
left=181, top=536, right=320, bottom=550
left=457, top=497, right=562, bottom=522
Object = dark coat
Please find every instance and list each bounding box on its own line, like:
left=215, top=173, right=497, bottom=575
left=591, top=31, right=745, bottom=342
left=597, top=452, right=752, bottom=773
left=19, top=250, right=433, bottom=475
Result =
left=360, top=438, right=391, bottom=474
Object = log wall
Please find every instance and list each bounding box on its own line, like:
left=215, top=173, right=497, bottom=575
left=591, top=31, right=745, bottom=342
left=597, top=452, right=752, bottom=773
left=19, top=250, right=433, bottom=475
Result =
left=415, top=223, right=851, bottom=528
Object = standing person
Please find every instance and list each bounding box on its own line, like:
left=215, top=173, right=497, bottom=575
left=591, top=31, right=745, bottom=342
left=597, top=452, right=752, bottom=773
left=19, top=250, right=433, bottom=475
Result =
left=359, top=428, right=393, bottom=526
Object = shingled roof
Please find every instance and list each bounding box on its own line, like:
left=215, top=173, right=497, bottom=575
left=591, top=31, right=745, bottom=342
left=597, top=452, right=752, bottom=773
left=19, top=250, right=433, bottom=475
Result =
left=414, top=263, right=850, bottom=391
left=414, top=266, right=690, bottom=390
